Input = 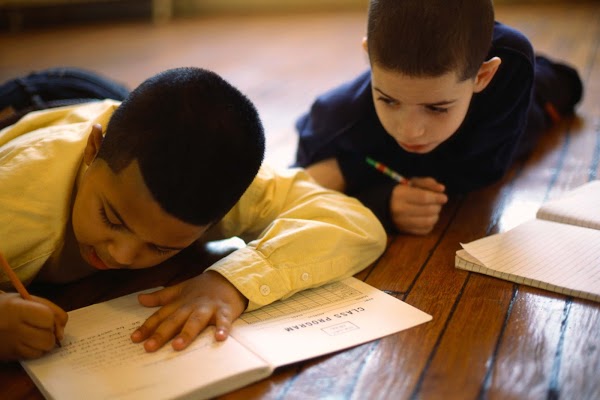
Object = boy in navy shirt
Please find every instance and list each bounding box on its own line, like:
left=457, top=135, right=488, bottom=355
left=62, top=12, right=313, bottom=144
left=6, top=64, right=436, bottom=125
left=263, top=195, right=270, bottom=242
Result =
left=295, top=0, right=583, bottom=235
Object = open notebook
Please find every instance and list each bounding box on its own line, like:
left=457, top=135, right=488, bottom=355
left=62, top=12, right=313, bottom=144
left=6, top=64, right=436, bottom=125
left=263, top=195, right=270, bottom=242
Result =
left=20, top=277, right=431, bottom=400
left=455, top=180, right=600, bottom=302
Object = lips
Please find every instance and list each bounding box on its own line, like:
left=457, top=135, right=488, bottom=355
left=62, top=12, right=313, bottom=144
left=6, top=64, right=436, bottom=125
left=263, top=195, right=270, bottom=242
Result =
left=88, top=247, right=110, bottom=270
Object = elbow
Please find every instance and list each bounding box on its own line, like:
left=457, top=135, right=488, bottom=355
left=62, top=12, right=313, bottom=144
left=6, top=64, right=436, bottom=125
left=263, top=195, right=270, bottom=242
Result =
left=368, top=213, right=388, bottom=261
left=352, top=205, right=388, bottom=267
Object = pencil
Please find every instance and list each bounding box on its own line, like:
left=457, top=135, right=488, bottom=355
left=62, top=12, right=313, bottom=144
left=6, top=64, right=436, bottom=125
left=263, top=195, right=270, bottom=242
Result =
left=365, top=157, right=408, bottom=184
left=0, top=252, right=61, bottom=347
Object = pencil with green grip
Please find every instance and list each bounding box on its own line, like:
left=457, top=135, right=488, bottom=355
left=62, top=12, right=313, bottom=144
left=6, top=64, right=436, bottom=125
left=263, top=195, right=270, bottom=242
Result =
left=365, top=157, right=408, bottom=184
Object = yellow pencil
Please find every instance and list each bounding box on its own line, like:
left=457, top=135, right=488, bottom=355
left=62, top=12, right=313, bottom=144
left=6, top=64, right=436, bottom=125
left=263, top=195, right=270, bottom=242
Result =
left=0, top=251, right=61, bottom=347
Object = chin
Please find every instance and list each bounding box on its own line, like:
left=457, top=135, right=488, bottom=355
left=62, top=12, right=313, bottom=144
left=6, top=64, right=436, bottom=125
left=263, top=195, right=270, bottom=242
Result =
left=401, top=144, right=434, bottom=154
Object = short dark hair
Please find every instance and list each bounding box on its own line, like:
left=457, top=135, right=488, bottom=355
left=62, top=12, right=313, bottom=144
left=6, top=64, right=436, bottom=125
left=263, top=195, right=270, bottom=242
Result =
left=97, top=67, right=265, bottom=226
left=367, top=0, right=495, bottom=80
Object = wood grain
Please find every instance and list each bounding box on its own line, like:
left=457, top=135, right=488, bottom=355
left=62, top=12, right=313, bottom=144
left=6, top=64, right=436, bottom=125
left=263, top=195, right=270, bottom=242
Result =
left=0, top=2, right=598, bottom=400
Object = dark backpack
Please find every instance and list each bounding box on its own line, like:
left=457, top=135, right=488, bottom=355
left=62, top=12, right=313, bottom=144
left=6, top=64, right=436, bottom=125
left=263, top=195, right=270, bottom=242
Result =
left=0, top=67, right=130, bottom=130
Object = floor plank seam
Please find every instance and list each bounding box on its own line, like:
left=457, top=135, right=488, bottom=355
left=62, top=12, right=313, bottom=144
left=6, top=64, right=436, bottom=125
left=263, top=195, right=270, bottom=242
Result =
left=408, top=273, right=473, bottom=400
left=403, top=195, right=465, bottom=301
left=476, top=284, right=520, bottom=399
left=547, top=298, right=573, bottom=400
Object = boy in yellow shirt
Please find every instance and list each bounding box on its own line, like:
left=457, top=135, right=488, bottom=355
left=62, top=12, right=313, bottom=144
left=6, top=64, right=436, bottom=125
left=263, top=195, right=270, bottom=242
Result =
left=0, top=67, right=386, bottom=360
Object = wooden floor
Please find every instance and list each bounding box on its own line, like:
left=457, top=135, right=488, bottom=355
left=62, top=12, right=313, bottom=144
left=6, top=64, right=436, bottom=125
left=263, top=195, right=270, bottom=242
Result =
left=1, top=2, right=599, bottom=399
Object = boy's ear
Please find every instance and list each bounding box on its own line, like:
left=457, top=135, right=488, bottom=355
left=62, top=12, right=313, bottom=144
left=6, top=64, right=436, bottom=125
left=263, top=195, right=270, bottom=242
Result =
left=84, top=124, right=104, bottom=166
left=362, top=36, right=368, bottom=53
left=473, top=57, right=501, bottom=93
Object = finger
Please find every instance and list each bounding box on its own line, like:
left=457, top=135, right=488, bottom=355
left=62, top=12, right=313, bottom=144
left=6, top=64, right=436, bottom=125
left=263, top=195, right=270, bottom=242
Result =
left=395, top=202, right=444, bottom=218
left=395, top=184, right=447, bottom=205
left=131, top=302, right=178, bottom=343
left=410, top=214, right=440, bottom=231
left=409, top=177, right=446, bottom=193
left=133, top=284, right=186, bottom=342
left=407, top=226, right=435, bottom=235
left=33, top=296, right=68, bottom=325
left=18, top=323, right=59, bottom=353
left=27, top=298, right=68, bottom=342
left=137, top=285, right=181, bottom=308
left=213, top=308, right=233, bottom=342
left=394, top=215, right=440, bottom=235
left=16, top=342, right=47, bottom=360
left=171, top=308, right=214, bottom=351
left=18, top=301, right=57, bottom=330
left=1, top=325, right=51, bottom=360
left=141, top=305, right=195, bottom=352
left=394, top=209, right=441, bottom=227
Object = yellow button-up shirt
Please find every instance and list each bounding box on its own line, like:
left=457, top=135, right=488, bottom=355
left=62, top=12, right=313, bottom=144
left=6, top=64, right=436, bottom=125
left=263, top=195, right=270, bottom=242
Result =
left=0, top=100, right=386, bottom=310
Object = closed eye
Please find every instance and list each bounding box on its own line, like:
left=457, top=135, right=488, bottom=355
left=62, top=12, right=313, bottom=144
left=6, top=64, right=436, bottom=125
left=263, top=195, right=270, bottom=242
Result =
left=377, top=96, right=399, bottom=106
left=98, top=206, right=124, bottom=231
left=151, top=244, right=176, bottom=256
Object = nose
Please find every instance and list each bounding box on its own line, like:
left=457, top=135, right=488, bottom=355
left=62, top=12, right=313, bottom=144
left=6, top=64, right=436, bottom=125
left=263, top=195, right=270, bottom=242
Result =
left=107, top=236, right=141, bottom=266
left=393, top=109, right=425, bottom=141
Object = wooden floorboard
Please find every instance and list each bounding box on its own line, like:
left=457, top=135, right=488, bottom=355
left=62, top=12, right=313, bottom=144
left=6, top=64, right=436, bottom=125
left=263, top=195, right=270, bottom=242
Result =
left=0, top=2, right=599, bottom=400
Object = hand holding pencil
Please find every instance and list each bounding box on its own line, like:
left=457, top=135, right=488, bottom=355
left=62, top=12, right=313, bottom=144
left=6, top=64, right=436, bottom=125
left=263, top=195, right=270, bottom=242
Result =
left=366, top=157, right=447, bottom=235
left=0, top=252, right=67, bottom=360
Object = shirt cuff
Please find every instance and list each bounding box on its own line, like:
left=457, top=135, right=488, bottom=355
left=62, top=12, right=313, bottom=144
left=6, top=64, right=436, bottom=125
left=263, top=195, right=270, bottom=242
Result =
left=206, top=247, right=291, bottom=311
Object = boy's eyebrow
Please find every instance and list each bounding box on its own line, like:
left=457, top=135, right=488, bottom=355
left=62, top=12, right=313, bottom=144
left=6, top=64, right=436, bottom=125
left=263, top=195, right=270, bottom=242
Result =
left=105, top=200, right=187, bottom=250
left=374, top=87, right=457, bottom=106
left=374, top=87, right=397, bottom=100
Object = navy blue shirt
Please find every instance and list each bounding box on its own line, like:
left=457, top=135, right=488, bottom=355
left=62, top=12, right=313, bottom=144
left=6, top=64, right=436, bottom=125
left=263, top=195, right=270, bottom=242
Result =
left=294, top=22, right=535, bottom=231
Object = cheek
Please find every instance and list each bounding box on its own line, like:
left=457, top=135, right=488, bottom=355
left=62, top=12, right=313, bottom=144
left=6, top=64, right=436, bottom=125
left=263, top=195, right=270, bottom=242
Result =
left=431, top=115, right=461, bottom=141
left=374, top=105, right=396, bottom=134
left=446, top=107, right=470, bottom=135
left=71, top=192, right=103, bottom=245
left=429, top=103, right=470, bottom=143
left=70, top=196, right=87, bottom=243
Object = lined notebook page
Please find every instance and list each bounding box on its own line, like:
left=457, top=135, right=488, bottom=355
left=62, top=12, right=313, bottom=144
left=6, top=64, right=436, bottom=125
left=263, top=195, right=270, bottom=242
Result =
left=20, top=289, right=271, bottom=400
left=536, top=180, right=600, bottom=230
left=460, top=219, right=600, bottom=302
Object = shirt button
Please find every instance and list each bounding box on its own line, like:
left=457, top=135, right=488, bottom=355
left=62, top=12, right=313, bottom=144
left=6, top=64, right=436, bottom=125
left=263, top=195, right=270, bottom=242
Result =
left=301, top=272, right=310, bottom=281
left=260, top=285, right=271, bottom=296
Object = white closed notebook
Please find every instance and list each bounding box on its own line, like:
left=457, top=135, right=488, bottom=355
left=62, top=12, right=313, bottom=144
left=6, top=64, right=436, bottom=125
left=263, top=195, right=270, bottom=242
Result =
left=455, top=180, right=600, bottom=303
left=535, top=180, right=600, bottom=229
